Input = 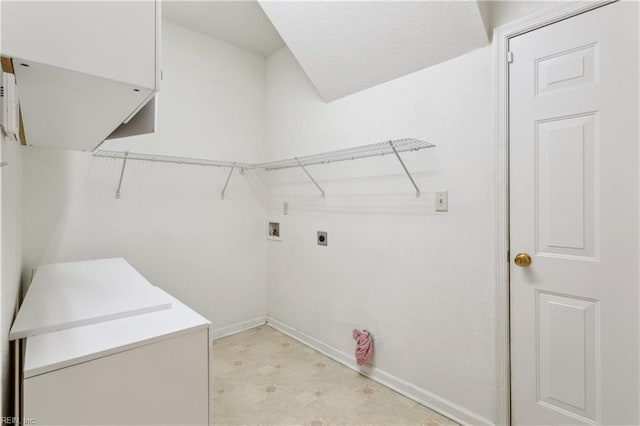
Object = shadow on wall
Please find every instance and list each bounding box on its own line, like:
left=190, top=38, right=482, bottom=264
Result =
left=21, top=147, right=75, bottom=289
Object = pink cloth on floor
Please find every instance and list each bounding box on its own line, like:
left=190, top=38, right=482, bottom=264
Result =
left=352, top=329, right=373, bottom=365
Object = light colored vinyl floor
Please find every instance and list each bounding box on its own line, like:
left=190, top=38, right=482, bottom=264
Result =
left=212, top=326, right=457, bottom=426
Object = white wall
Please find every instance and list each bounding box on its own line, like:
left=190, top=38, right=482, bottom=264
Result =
left=21, top=21, right=268, bottom=333
left=482, top=1, right=566, bottom=30
left=264, top=47, right=495, bottom=424
left=1, top=136, right=23, bottom=417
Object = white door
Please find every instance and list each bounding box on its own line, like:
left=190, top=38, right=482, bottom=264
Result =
left=509, top=2, right=639, bottom=425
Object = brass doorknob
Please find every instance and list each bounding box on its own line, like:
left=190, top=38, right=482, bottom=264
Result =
left=514, top=253, right=532, bottom=267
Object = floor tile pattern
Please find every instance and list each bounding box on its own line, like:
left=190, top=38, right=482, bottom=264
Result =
left=212, top=326, right=458, bottom=426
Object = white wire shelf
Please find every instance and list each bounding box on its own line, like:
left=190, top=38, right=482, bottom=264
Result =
left=93, top=137, right=434, bottom=199
left=93, top=150, right=246, bottom=168
left=93, top=150, right=245, bottom=200
left=242, top=138, right=434, bottom=171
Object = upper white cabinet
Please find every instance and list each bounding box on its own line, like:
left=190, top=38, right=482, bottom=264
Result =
left=1, top=1, right=160, bottom=151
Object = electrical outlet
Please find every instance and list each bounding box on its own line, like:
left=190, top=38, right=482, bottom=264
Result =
left=317, top=231, right=328, bottom=246
left=435, top=191, right=448, bottom=212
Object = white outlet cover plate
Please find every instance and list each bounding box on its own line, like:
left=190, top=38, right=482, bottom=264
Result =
left=435, top=191, right=448, bottom=212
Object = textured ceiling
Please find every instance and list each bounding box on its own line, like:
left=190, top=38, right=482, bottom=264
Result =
left=162, top=1, right=285, bottom=57
left=259, top=1, right=490, bottom=101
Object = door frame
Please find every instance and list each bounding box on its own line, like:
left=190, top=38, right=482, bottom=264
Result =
left=493, top=2, right=615, bottom=425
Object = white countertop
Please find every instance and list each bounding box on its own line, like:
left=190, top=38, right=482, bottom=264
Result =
left=10, top=258, right=172, bottom=340
left=24, top=289, right=210, bottom=378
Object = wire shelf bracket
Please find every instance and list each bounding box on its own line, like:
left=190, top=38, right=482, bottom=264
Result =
left=220, top=162, right=236, bottom=200
left=389, top=140, right=421, bottom=198
left=296, top=157, right=325, bottom=198
left=115, top=151, right=129, bottom=199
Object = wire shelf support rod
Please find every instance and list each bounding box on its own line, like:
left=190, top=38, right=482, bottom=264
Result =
left=115, top=151, right=129, bottom=199
left=389, top=140, right=420, bottom=198
left=221, top=162, right=236, bottom=200
left=296, top=157, right=325, bottom=198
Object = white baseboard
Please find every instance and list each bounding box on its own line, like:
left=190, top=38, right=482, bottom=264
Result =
left=210, top=316, right=267, bottom=340
left=266, top=316, right=493, bottom=426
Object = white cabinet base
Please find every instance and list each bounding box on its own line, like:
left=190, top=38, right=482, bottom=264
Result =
left=24, top=328, right=210, bottom=425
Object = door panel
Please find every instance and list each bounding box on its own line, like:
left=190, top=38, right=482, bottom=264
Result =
left=536, top=113, right=597, bottom=259
left=509, top=2, right=639, bottom=425
left=537, top=292, right=599, bottom=422
left=535, top=43, right=597, bottom=96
